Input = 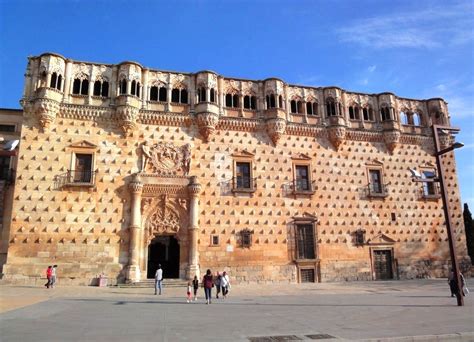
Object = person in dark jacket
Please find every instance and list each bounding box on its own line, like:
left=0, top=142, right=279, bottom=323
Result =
left=202, top=269, right=214, bottom=304
left=192, top=275, right=199, bottom=301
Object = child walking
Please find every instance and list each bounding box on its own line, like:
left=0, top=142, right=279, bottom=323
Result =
left=186, top=282, right=192, bottom=303
left=192, top=275, right=199, bottom=301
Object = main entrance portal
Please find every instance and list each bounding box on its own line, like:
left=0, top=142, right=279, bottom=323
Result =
left=147, top=236, right=180, bottom=279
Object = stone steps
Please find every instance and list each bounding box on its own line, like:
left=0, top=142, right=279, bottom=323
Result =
left=115, top=279, right=189, bottom=288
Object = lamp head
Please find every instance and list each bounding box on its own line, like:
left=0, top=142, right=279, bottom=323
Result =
left=408, top=168, right=422, bottom=178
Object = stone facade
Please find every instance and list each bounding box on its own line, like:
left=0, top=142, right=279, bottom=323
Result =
left=0, top=52, right=469, bottom=285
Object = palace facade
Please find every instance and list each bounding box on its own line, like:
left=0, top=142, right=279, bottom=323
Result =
left=0, top=52, right=469, bottom=285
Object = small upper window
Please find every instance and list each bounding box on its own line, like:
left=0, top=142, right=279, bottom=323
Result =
left=0, top=125, right=15, bottom=132
left=243, top=95, right=257, bottom=110
left=225, top=93, right=239, bottom=108
left=130, top=80, right=140, bottom=97
left=349, top=106, right=360, bottom=120
left=50, top=72, right=62, bottom=90
left=119, top=79, right=127, bottom=95
left=413, top=112, right=422, bottom=126
left=210, top=88, right=216, bottom=103
left=239, top=229, right=253, bottom=248
left=306, top=102, right=318, bottom=116
left=326, top=98, right=337, bottom=117
left=171, top=88, right=187, bottom=104
left=290, top=100, right=303, bottom=114
left=363, top=107, right=375, bottom=121
left=72, top=77, right=89, bottom=95
left=266, top=94, right=276, bottom=109
left=380, top=106, right=392, bottom=121
left=93, top=80, right=109, bottom=97
left=197, top=87, right=206, bottom=102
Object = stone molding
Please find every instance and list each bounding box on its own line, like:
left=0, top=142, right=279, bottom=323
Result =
left=22, top=100, right=434, bottom=148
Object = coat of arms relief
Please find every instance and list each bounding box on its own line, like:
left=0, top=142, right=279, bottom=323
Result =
left=141, top=142, right=191, bottom=176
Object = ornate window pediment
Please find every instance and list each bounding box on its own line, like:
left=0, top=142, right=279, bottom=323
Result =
left=292, top=153, right=311, bottom=161
left=232, top=150, right=255, bottom=158
left=68, top=140, right=97, bottom=150
left=367, top=233, right=396, bottom=245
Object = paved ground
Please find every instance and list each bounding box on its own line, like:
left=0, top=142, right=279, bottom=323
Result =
left=0, top=279, right=473, bottom=341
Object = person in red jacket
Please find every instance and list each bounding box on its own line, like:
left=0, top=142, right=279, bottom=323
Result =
left=202, top=269, right=214, bottom=305
left=45, top=266, right=53, bottom=288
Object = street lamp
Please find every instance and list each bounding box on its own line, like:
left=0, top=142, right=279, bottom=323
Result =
left=409, top=124, right=464, bottom=306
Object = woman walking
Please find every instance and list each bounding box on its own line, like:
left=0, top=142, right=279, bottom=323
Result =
left=202, top=269, right=214, bottom=304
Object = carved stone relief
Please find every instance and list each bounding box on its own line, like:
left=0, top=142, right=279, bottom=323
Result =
left=141, top=142, right=191, bottom=176
left=142, top=195, right=189, bottom=242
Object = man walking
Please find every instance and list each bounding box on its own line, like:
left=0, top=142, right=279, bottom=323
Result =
left=155, top=264, right=163, bottom=295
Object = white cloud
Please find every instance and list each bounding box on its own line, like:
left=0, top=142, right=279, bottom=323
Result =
left=367, top=65, right=376, bottom=73
left=336, top=2, right=473, bottom=49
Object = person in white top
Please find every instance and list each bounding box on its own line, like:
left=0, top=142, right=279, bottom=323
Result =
left=155, top=264, right=163, bottom=295
left=220, top=271, right=230, bottom=298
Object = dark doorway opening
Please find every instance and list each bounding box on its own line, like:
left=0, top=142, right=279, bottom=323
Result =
left=147, top=236, right=180, bottom=279
left=373, top=249, right=393, bottom=280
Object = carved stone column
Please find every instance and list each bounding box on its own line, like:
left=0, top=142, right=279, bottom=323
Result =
left=187, top=176, right=202, bottom=279
left=127, top=174, right=143, bottom=282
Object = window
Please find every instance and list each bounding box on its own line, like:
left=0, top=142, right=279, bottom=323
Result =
left=130, top=80, right=140, bottom=97
left=119, top=79, right=127, bottom=95
left=367, top=168, right=388, bottom=197
left=93, top=80, right=109, bottom=97
left=266, top=94, right=276, bottom=109
left=197, top=87, right=206, bottom=102
left=235, top=162, right=251, bottom=189
left=306, top=102, right=318, bottom=115
left=243, top=95, right=257, bottom=110
left=363, top=107, right=374, bottom=121
left=150, top=86, right=167, bottom=102
left=349, top=106, right=360, bottom=120
left=355, top=229, right=366, bottom=245
left=0, top=156, right=11, bottom=181
left=400, top=112, right=409, bottom=125
left=210, top=235, right=219, bottom=246
left=295, top=165, right=310, bottom=191
left=422, top=170, right=437, bottom=196
left=326, top=98, right=337, bottom=116
left=210, top=88, right=216, bottom=102
left=72, top=154, right=93, bottom=183
left=72, top=78, right=89, bottom=95
left=0, top=124, right=15, bottom=132
left=150, top=86, right=159, bottom=101
left=159, top=87, right=167, bottom=102
left=279, top=95, right=283, bottom=108
left=49, top=72, right=62, bottom=90
left=225, top=93, right=236, bottom=108
left=380, top=106, right=392, bottom=121
left=171, top=88, right=187, bottom=104
left=296, top=224, right=315, bottom=259
left=239, top=229, right=253, bottom=248
left=413, top=112, right=422, bottom=126
left=391, top=213, right=396, bottom=221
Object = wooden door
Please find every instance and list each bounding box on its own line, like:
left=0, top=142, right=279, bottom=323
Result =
left=373, top=249, right=393, bottom=280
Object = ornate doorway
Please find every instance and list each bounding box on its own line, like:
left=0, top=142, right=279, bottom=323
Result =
left=147, top=236, right=180, bottom=279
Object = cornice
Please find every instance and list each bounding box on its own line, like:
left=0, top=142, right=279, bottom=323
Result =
left=139, top=110, right=192, bottom=126
left=217, top=117, right=262, bottom=132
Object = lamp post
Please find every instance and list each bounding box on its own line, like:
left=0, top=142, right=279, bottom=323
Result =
left=432, top=124, right=464, bottom=306
left=409, top=124, right=464, bottom=306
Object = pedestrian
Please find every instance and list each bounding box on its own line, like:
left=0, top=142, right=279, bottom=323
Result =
left=186, top=282, right=192, bottom=303
left=221, top=271, right=230, bottom=298
left=448, top=269, right=459, bottom=297
left=215, top=272, right=222, bottom=299
left=460, top=272, right=469, bottom=296
left=192, top=275, right=199, bottom=301
left=51, top=265, right=58, bottom=288
left=202, top=269, right=214, bottom=304
left=44, top=266, right=52, bottom=288
left=155, top=264, right=163, bottom=295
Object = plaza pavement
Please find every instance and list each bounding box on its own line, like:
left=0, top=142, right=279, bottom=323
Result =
left=0, top=279, right=473, bottom=341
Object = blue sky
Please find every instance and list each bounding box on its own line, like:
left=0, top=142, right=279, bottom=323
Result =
left=0, top=0, right=472, bottom=207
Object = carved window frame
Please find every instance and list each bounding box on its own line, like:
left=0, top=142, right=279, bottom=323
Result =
left=232, top=150, right=256, bottom=194
left=419, top=165, right=440, bottom=200
left=366, top=160, right=388, bottom=198
left=66, top=141, right=98, bottom=187
left=291, top=154, right=314, bottom=196
left=210, top=234, right=220, bottom=247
